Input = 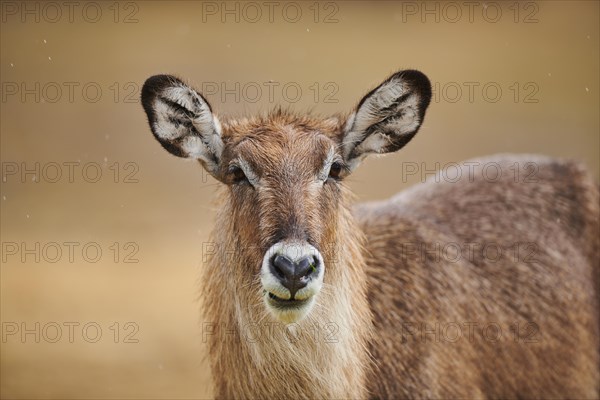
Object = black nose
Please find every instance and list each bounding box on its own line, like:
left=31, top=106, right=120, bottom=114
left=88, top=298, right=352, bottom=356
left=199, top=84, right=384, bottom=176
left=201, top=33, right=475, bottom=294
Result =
left=269, top=254, right=320, bottom=298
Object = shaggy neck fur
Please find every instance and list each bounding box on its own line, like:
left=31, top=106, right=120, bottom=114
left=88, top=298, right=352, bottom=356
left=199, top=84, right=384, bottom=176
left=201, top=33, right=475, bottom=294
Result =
left=201, top=187, right=373, bottom=399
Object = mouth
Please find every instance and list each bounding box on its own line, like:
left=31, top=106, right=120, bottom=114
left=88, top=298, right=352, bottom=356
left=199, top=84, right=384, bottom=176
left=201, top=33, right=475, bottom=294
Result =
left=263, top=291, right=316, bottom=323
left=267, top=292, right=310, bottom=309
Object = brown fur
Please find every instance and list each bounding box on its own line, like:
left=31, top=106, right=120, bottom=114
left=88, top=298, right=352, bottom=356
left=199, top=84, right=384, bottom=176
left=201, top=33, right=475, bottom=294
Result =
left=202, top=112, right=373, bottom=399
left=200, top=113, right=599, bottom=399
left=358, top=155, right=600, bottom=398
left=141, top=73, right=599, bottom=399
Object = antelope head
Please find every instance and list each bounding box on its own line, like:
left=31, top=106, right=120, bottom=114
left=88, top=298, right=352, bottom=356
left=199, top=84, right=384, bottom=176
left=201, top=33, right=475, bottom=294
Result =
left=141, top=70, right=431, bottom=323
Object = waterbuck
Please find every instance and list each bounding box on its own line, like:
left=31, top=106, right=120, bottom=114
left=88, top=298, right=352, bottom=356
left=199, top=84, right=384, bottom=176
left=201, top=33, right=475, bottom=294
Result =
left=141, top=70, right=599, bottom=399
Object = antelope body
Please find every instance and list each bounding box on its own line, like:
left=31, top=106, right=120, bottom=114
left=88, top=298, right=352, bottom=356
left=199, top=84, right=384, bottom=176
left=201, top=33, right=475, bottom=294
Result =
left=141, top=70, right=599, bottom=399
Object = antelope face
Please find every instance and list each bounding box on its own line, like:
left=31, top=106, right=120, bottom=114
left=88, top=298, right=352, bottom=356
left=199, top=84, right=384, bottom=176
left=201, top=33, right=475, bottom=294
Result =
left=218, top=119, right=344, bottom=323
left=141, top=71, right=431, bottom=323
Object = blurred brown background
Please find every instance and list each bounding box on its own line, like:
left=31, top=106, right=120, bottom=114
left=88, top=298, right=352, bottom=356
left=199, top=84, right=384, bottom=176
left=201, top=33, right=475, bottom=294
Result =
left=1, top=1, right=598, bottom=398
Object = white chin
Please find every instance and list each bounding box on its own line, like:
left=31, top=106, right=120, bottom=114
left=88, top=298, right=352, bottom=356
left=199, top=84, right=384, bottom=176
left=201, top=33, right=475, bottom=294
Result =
left=263, top=294, right=316, bottom=323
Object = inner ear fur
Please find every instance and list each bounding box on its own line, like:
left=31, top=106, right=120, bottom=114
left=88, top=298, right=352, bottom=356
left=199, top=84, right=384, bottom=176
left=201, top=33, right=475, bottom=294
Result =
left=141, top=74, right=223, bottom=174
left=342, top=70, right=432, bottom=170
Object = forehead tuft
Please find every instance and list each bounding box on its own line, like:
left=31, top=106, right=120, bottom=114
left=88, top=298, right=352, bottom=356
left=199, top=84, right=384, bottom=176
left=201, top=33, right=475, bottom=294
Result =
left=220, top=109, right=344, bottom=145
left=217, top=110, right=344, bottom=172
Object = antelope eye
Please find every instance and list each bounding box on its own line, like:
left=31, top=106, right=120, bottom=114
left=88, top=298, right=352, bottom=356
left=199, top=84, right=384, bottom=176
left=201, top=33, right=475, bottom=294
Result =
left=328, top=162, right=343, bottom=180
left=229, top=165, right=247, bottom=184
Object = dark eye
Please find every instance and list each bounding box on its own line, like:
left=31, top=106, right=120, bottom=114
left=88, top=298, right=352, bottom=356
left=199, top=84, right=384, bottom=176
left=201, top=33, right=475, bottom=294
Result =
left=328, top=162, right=343, bottom=180
left=229, top=165, right=248, bottom=184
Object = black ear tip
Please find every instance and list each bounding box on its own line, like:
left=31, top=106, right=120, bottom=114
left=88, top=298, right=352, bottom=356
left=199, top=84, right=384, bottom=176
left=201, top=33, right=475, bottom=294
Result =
left=396, top=69, right=429, bottom=80
left=395, top=69, right=432, bottom=110
left=140, top=74, right=185, bottom=118
left=386, top=69, right=432, bottom=101
left=141, top=74, right=183, bottom=100
left=398, top=69, right=431, bottom=93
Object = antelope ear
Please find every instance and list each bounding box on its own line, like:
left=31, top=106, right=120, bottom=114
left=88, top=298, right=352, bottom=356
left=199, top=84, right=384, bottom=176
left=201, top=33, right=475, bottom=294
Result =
left=342, top=70, right=432, bottom=171
left=141, top=75, right=223, bottom=175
